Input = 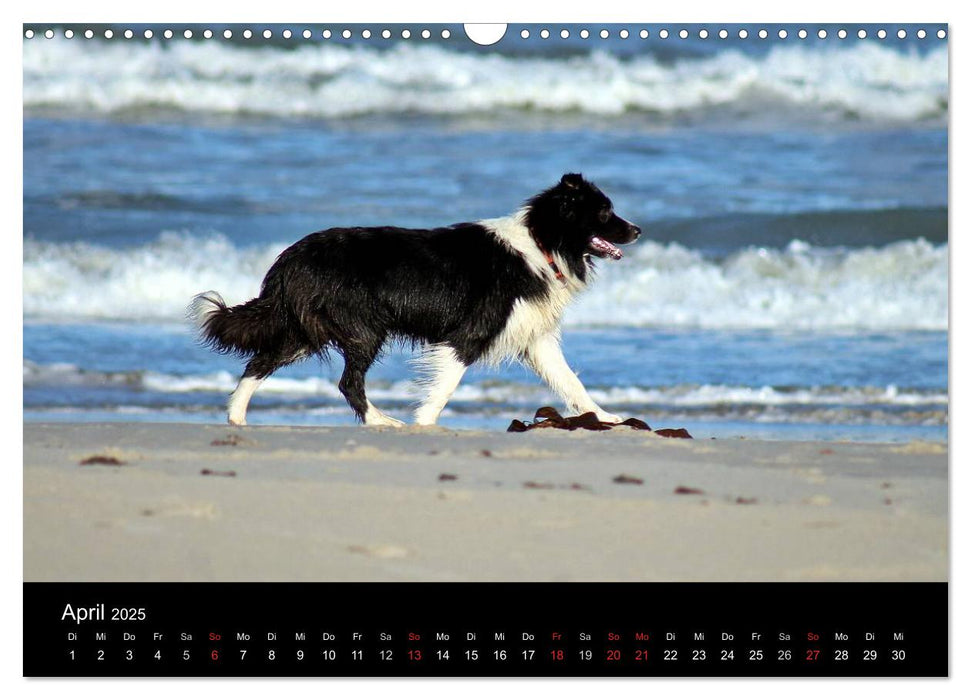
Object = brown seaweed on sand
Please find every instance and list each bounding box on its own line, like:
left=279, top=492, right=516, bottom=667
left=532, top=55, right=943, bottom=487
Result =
left=654, top=428, right=693, bottom=439
left=507, top=407, right=690, bottom=438
left=79, top=455, right=125, bottom=466
left=523, top=481, right=556, bottom=489
left=201, top=468, right=237, bottom=478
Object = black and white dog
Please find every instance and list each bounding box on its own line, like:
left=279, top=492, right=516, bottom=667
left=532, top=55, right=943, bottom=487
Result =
left=190, top=173, right=641, bottom=427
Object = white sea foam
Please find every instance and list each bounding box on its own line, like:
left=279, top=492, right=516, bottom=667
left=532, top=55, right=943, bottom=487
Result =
left=569, top=237, right=948, bottom=330
left=23, top=40, right=947, bottom=122
left=22, top=360, right=946, bottom=407
left=23, top=232, right=948, bottom=330
left=23, top=232, right=279, bottom=322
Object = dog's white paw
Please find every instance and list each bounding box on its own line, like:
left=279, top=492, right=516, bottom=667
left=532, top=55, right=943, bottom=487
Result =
left=595, top=410, right=624, bottom=424
left=368, top=416, right=406, bottom=428
left=364, top=412, right=406, bottom=427
left=363, top=401, right=406, bottom=427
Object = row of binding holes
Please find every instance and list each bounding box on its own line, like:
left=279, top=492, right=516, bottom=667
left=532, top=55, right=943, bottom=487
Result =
left=25, top=27, right=948, bottom=40
left=24, top=28, right=454, bottom=40
left=521, top=27, right=946, bottom=40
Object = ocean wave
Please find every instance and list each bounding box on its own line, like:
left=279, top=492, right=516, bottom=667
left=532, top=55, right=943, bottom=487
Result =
left=569, top=237, right=948, bottom=330
left=23, top=360, right=947, bottom=410
left=23, top=232, right=281, bottom=322
left=23, top=39, right=947, bottom=122
left=23, top=231, right=948, bottom=330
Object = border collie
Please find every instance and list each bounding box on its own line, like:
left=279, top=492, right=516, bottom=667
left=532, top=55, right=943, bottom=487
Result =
left=190, top=173, right=641, bottom=427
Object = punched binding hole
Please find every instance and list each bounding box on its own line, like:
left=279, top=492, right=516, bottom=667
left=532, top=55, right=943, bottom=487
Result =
left=464, top=24, right=506, bottom=46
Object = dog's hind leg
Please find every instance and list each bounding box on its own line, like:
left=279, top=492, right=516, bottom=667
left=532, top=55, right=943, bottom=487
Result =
left=228, top=375, right=263, bottom=426
left=338, top=339, right=404, bottom=427
left=414, top=344, right=468, bottom=426
left=227, top=346, right=309, bottom=426
left=524, top=333, right=622, bottom=423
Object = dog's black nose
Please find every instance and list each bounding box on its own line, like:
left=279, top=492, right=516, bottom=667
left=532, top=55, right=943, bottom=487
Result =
left=629, top=224, right=642, bottom=240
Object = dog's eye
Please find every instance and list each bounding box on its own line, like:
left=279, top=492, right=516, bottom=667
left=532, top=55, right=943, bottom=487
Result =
left=599, top=210, right=612, bottom=223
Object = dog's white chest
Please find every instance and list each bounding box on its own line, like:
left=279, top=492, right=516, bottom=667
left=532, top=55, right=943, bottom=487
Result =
left=485, top=283, right=575, bottom=363
left=479, top=210, right=588, bottom=363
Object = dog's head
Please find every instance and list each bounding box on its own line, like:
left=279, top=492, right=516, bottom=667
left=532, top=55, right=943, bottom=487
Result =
left=525, top=173, right=641, bottom=273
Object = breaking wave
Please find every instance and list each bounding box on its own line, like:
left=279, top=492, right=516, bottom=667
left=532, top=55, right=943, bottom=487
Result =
left=23, top=39, right=947, bottom=123
left=23, top=231, right=948, bottom=330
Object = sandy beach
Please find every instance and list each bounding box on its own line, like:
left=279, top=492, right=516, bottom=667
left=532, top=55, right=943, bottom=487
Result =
left=22, top=423, right=947, bottom=582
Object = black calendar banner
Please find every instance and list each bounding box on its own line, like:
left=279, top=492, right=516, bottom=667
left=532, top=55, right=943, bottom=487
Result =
left=24, top=582, right=947, bottom=677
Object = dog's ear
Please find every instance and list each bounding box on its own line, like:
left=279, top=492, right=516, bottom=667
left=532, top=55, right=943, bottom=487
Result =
left=561, top=173, right=584, bottom=189
left=550, top=174, right=584, bottom=221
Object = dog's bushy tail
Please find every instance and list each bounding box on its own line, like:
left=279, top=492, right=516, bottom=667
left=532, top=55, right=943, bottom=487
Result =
left=188, top=291, right=284, bottom=357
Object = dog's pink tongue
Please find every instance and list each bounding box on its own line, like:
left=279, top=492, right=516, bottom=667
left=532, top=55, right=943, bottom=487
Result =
left=589, top=236, right=623, bottom=260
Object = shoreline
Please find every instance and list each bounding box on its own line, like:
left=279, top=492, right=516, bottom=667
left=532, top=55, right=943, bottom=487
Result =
left=24, top=423, right=947, bottom=582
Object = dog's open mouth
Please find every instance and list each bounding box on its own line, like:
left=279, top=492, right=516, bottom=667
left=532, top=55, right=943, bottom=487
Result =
left=587, top=236, right=623, bottom=260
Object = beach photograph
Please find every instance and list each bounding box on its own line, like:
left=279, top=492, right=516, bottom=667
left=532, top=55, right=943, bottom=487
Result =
left=23, top=24, right=947, bottom=582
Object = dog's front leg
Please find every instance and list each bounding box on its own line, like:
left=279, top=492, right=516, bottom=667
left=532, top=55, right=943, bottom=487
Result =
left=524, top=334, right=622, bottom=423
left=414, top=344, right=468, bottom=425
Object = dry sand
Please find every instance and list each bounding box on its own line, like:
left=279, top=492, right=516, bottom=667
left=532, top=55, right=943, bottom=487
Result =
left=23, top=423, right=947, bottom=582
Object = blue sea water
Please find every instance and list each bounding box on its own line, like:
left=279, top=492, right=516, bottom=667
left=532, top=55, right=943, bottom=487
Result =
left=22, top=25, right=948, bottom=440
